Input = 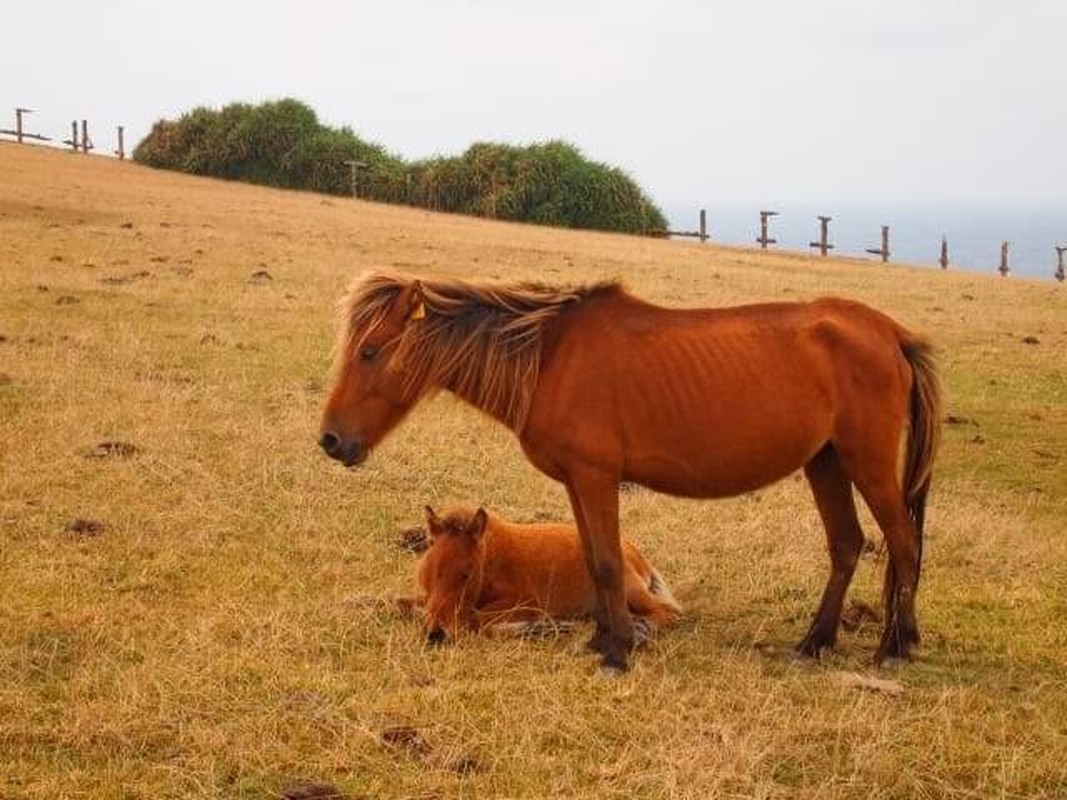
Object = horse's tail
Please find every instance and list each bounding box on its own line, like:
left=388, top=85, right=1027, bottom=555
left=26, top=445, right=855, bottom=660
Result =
left=648, top=567, right=682, bottom=614
left=900, top=336, right=942, bottom=587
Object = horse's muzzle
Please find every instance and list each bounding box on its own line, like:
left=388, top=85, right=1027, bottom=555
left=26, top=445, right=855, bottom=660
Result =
left=319, top=431, right=365, bottom=467
left=426, top=627, right=449, bottom=646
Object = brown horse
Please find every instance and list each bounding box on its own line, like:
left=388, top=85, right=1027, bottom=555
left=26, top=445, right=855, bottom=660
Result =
left=320, top=272, right=941, bottom=671
left=402, top=505, right=681, bottom=644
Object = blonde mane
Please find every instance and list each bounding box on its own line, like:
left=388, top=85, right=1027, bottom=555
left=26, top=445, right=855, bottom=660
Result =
left=338, top=271, right=621, bottom=430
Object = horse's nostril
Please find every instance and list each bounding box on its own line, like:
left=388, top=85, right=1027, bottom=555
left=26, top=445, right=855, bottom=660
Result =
left=427, top=628, right=448, bottom=645
left=319, top=431, right=341, bottom=456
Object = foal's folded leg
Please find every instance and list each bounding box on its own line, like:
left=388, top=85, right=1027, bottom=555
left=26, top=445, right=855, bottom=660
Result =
left=625, top=577, right=681, bottom=641
left=473, top=604, right=576, bottom=639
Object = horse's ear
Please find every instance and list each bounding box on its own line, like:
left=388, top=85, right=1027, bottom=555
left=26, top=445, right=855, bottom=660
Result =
left=468, top=507, right=488, bottom=542
left=425, top=505, right=442, bottom=536
left=397, top=279, right=425, bottom=323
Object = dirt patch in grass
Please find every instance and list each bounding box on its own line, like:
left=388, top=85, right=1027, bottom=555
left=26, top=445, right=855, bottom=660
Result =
left=280, top=780, right=348, bottom=800
left=396, top=526, right=428, bottom=553
left=81, top=440, right=140, bottom=459
left=64, top=518, right=105, bottom=536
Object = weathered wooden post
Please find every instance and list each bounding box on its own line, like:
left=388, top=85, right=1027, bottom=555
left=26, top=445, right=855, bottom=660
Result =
left=1, top=108, right=50, bottom=143
left=756, top=210, right=778, bottom=249
left=939, top=236, right=949, bottom=270
left=68, top=121, right=79, bottom=151
left=994, top=243, right=1011, bottom=277
left=1055, top=245, right=1065, bottom=282
left=80, top=120, right=93, bottom=154
left=15, top=107, right=32, bottom=144
left=115, top=126, right=125, bottom=160
left=344, top=160, right=369, bottom=198
left=865, top=225, right=891, bottom=263
left=699, top=209, right=708, bottom=243
left=809, top=216, right=833, bottom=256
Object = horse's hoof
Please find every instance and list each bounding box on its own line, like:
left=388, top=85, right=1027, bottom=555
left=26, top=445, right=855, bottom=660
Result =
left=875, top=644, right=913, bottom=665
left=876, top=626, right=919, bottom=664
left=795, top=634, right=831, bottom=660
left=598, top=654, right=629, bottom=676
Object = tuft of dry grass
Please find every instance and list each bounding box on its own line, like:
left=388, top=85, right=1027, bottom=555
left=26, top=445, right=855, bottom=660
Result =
left=1, top=141, right=1066, bottom=798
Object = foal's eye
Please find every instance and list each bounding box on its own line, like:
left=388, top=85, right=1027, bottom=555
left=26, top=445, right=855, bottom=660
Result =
left=360, top=345, right=380, bottom=362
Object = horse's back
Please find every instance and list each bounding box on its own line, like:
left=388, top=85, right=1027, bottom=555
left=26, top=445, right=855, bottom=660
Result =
left=528, top=293, right=918, bottom=497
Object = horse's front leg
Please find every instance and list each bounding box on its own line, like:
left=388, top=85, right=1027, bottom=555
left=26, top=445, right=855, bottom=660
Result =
left=565, top=469, right=634, bottom=672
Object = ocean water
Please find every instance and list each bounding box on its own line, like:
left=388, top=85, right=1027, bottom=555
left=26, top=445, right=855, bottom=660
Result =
left=664, top=204, right=1066, bottom=282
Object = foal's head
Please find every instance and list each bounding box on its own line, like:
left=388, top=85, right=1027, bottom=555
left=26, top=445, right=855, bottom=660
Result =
left=418, top=505, right=489, bottom=644
left=319, top=278, right=426, bottom=467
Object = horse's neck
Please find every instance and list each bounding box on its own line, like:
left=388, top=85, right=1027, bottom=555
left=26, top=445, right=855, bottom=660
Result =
left=436, top=376, right=517, bottom=431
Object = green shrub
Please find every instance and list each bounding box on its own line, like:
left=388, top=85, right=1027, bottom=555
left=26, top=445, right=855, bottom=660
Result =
left=134, top=99, right=665, bottom=234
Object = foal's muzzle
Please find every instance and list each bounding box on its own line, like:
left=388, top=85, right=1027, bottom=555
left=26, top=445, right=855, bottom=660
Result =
left=318, top=431, right=365, bottom=467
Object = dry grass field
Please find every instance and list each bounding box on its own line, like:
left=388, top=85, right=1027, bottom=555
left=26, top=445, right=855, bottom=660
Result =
left=1, top=141, right=1065, bottom=799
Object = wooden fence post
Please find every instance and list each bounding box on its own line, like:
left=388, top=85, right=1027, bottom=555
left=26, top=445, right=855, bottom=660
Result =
left=998, top=241, right=1010, bottom=277
left=1055, top=246, right=1065, bottom=282
left=939, top=236, right=949, bottom=270
left=15, top=107, right=31, bottom=143
left=0, top=107, right=50, bottom=143
left=80, top=120, right=93, bottom=154
left=69, top=121, right=79, bottom=151
left=756, top=210, right=778, bottom=249
left=809, top=216, right=833, bottom=256
left=699, top=209, right=707, bottom=243
left=344, top=160, right=369, bottom=198
left=865, top=225, right=890, bottom=263
left=115, top=126, right=125, bottom=160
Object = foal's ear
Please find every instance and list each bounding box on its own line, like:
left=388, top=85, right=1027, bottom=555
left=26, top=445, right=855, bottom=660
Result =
left=395, top=279, right=425, bottom=323
left=468, top=507, right=489, bottom=542
left=425, top=505, right=442, bottom=536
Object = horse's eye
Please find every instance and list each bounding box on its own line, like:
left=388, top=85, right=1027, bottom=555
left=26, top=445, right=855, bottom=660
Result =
left=360, top=345, right=379, bottom=362
left=460, top=571, right=472, bottom=582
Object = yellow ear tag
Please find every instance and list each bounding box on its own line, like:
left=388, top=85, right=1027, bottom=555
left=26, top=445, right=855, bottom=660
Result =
left=410, top=301, right=426, bottom=321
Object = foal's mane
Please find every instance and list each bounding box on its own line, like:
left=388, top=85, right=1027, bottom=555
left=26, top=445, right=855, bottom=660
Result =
left=340, top=271, right=621, bottom=430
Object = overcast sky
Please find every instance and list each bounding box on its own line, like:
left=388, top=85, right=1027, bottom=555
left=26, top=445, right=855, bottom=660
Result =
left=6, top=1, right=1065, bottom=212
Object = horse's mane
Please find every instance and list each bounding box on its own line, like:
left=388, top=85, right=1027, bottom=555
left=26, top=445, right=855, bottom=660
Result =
left=339, top=271, right=622, bottom=430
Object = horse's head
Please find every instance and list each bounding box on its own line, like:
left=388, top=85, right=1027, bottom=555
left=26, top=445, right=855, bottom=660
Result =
left=417, top=505, right=489, bottom=644
left=319, top=278, right=425, bottom=467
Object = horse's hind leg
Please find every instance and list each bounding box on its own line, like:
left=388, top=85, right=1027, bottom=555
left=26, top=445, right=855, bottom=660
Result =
left=838, top=443, right=922, bottom=662
left=852, top=477, right=921, bottom=662
left=798, top=444, right=865, bottom=658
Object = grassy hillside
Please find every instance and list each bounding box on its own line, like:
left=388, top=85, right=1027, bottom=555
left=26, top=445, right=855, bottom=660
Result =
left=1, top=142, right=1065, bottom=799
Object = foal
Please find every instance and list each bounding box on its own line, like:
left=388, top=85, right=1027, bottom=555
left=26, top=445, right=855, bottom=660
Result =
left=405, top=505, right=681, bottom=644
